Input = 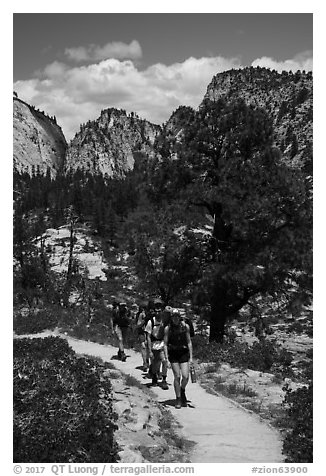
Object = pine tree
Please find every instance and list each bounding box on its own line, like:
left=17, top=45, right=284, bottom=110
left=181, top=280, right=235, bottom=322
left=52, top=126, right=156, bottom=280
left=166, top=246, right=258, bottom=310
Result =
left=150, top=99, right=312, bottom=342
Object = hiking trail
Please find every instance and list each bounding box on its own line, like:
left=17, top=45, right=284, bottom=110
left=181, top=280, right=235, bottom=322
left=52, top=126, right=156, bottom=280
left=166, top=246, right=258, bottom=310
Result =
left=25, top=331, right=284, bottom=463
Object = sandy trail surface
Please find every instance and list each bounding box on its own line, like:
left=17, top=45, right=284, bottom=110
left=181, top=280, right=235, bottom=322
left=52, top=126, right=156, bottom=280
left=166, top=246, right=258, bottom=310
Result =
left=61, top=334, right=284, bottom=463
left=17, top=331, right=284, bottom=462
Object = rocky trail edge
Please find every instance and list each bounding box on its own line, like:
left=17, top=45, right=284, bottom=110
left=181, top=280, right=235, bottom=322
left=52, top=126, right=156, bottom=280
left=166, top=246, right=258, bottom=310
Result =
left=18, top=331, right=285, bottom=463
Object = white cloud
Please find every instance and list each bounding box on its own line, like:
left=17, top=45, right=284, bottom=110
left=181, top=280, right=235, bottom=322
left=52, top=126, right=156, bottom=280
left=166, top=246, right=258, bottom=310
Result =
left=13, top=51, right=312, bottom=142
left=64, top=46, right=89, bottom=62
left=64, top=40, right=142, bottom=62
left=43, top=61, right=69, bottom=78
left=14, top=56, right=242, bottom=141
left=251, top=51, right=313, bottom=72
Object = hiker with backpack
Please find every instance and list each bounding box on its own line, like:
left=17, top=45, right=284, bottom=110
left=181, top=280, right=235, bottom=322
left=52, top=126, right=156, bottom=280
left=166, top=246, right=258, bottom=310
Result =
left=107, top=298, right=118, bottom=332
left=164, top=309, right=193, bottom=408
left=145, top=301, right=169, bottom=389
left=130, top=303, right=139, bottom=323
left=135, top=303, right=150, bottom=371
left=144, top=298, right=163, bottom=378
left=110, top=301, right=131, bottom=361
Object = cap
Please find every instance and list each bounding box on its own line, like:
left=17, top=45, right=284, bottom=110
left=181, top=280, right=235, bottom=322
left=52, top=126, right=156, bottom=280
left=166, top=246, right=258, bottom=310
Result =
left=171, top=309, right=181, bottom=317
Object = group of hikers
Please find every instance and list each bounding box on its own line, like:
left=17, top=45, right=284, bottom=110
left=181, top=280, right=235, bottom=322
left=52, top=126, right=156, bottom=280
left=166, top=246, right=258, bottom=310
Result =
left=108, top=297, right=195, bottom=409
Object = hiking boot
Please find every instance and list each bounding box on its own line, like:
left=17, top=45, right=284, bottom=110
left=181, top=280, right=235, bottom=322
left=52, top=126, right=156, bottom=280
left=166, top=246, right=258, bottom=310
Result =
left=175, top=397, right=182, bottom=409
left=180, top=388, right=187, bottom=406
left=151, top=375, right=158, bottom=386
left=161, top=379, right=168, bottom=390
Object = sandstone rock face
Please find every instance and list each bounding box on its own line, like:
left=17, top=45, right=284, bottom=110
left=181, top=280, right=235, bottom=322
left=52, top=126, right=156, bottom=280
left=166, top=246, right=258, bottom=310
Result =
left=165, top=106, right=195, bottom=138
left=13, top=97, right=67, bottom=176
left=65, top=108, right=162, bottom=177
left=202, top=67, right=313, bottom=169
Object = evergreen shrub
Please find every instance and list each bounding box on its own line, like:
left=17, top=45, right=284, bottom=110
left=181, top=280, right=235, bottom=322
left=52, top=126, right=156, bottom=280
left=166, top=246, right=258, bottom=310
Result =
left=14, top=308, right=59, bottom=335
left=282, top=383, right=313, bottom=462
left=14, top=337, right=118, bottom=462
left=192, top=335, right=293, bottom=373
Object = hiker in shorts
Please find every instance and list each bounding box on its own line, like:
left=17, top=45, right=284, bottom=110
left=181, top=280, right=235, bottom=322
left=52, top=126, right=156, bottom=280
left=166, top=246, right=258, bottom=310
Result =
left=130, top=303, right=139, bottom=323
left=164, top=309, right=193, bottom=408
left=110, top=301, right=130, bottom=361
left=108, top=298, right=119, bottom=333
left=145, top=298, right=163, bottom=377
left=152, top=298, right=167, bottom=377
left=145, top=308, right=169, bottom=389
left=135, top=303, right=150, bottom=371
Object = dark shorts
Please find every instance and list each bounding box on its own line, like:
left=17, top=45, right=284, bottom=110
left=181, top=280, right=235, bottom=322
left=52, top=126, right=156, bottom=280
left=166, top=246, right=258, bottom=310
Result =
left=168, top=347, right=190, bottom=364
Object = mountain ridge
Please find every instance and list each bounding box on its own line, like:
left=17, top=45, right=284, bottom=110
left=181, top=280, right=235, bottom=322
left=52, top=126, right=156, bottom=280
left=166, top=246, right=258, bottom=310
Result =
left=13, top=96, right=67, bottom=177
left=13, top=67, right=313, bottom=177
left=64, top=108, right=161, bottom=177
left=203, top=67, right=312, bottom=170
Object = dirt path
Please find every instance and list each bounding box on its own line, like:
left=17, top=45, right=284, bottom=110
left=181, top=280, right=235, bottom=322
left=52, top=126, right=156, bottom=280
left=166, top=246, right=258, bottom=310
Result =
left=61, top=334, right=284, bottom=463
left=17, top=331, right=284, bottom=462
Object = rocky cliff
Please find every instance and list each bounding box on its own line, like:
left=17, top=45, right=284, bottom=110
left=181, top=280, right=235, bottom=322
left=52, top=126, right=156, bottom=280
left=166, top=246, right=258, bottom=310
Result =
left=202, top=67, right=313, bottom=170
left=13, top=96, right=67, bottom=176
left=64, top=108, right=161, bottom=177
left=13, top=67, right=313, bottom=179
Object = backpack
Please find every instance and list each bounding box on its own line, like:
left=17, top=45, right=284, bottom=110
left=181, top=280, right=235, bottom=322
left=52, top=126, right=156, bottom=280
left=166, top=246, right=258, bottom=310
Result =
left=150, top=318, right=165, bottom=341
left=116, top=306, right=131, bottom=327
left=185, top=318, right=195, bottom=338
left=136, top=310, right=147, bottom=329
left=166, top=321, right=188, bottom=350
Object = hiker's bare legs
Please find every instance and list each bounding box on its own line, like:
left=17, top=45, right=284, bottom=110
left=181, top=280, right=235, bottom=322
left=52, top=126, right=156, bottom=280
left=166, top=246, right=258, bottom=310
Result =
left=139, top=334, right=148, bottom=368
left=171, top=361, right=189, bottom=393
left=171, top=361, right=189, bottom=407
left=180, top=361, right=190, bottom=389
left=114, top=325, right=124, bottom=352
left=151, top=350, right=167, bottom=378
left=151, top=350, right=161, bottom=377
left=114, top=325, right=127, bottom=360
left=161, top=357, right=167, bottom=379
left=171, top=362, right=182, bottom=398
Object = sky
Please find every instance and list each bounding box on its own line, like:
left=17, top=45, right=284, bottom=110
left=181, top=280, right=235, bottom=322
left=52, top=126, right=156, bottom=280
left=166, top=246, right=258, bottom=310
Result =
left=13, top=12, right=313, bottom=141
